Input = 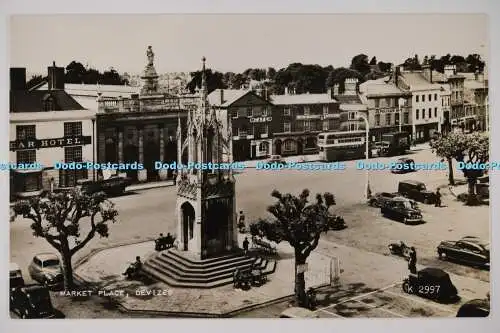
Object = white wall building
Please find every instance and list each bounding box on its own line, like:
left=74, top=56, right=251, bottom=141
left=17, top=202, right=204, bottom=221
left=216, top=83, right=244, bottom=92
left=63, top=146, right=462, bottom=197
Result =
left=10, top=66, right=96, bottom=198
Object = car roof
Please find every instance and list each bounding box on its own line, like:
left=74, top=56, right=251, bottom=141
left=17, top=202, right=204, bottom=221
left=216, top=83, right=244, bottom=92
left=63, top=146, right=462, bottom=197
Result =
left=280, top=307, right=318, bottom=318
left=34, top=253, right=59, bottom=261
left=10, top=263, right=21, bottom=271
left=419, top=267, right=449, bottom=278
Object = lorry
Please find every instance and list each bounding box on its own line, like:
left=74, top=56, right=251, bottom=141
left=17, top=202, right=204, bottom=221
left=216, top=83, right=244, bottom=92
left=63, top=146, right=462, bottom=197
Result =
left=378, top=131, right=411, bottom=157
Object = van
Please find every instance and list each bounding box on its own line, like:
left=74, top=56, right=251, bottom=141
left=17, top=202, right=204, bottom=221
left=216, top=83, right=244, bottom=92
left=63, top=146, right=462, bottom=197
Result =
left=397, top=180, right=436, bottom=204
left=279, top=307, right=319, bottom=318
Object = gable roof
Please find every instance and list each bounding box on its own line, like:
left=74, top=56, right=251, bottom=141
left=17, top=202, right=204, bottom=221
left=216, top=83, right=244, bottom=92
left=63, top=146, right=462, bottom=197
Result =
left=359, top=77, right=407, bottom=97
left=400, top=72, right=442, bottom=91
left=208, top=89, right=251, bottom=107
left=10, top=90, right=86, bottom=113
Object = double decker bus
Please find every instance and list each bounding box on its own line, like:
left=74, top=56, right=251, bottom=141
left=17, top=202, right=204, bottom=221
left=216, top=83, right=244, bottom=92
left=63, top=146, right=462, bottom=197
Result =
left=317, top=131, right=367, bottom=162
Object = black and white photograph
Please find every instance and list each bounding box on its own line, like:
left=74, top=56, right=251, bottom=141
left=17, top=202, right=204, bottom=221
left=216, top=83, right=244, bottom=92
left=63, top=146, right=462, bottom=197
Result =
left=6, top=12, right=492, bottom=321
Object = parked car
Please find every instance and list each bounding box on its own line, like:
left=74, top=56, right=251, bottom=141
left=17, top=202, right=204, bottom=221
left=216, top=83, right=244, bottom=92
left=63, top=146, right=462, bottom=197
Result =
left=279, top=307, right=319, bottom=318
left=10, top=284, right=60, bottom=319
left=398, top=180, right=437, bottom=204
left=268, top=155, right=286, bottom=164
left=437, top=237, right=490, bottom=268
left=390, top=158, right=416, bottom=174
left=380, top=197, right=423, bottom=224
left=10, top=263, right=25, bottom=304
left=78, top=175, right=132, bottom=197
left=368, top=192, right=398, bottom=207
left=402, top=267, right=458, bottom=302
left=456, top=298, right=489, bottom=317
left=28, top=253, right=63, bottom=288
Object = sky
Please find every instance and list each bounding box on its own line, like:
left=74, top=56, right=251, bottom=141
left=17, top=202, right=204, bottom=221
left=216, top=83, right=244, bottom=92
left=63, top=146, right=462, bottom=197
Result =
left=9, top=14, right=488, bottom=76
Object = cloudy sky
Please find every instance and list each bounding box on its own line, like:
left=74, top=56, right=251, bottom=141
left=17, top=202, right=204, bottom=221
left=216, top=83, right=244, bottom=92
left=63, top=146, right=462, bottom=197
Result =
left=9, top=14, right=488, bottom=75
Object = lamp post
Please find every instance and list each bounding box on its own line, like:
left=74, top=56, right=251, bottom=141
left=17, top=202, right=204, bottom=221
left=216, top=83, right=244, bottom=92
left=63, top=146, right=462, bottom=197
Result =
left=398, top=97, right=406, bottom=132
left=91, top=118, right=96, bottom=181
left=358, top=114, right=370, bottom=199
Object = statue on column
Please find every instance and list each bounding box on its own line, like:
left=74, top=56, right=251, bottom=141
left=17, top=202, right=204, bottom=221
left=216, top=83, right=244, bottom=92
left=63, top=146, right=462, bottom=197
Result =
left=146, top=46, right=155, bottom=66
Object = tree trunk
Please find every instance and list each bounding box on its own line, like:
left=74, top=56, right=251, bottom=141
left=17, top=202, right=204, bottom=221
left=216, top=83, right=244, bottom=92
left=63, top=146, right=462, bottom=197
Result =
left=60, top=240, right=74, bottom=290
left=466, top=177, right=479, bottom=206
left=294, top=249, right=307, bottom=307
left=447, top=158, right=455, bottom=186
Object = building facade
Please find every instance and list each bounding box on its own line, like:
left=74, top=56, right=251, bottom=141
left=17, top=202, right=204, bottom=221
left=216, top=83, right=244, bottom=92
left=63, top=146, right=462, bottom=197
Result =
left=358, top=77, right=412, bottom=142
left=462, top=69, right=488, bottom=132
left=333, top=78, right=369, bottom=133
left=396, top=66, right=443, bottom=142
left=95, top=47, right=195, bottom=182
left=208, top=89, right=275, bottom=161
left=270, top=89, right=341, bottom=156
left=9, top=65, right=95, bottom=198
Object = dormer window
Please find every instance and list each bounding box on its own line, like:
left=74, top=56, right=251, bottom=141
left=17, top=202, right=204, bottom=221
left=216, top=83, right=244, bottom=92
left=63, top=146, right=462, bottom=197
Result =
left=43, top=94, right=55, bottom=111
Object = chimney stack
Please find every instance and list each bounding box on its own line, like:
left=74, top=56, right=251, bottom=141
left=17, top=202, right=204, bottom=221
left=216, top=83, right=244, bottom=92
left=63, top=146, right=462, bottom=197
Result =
left=394, top=66, right=401, bottom=88
left=10, top=68, right=27, bottom=91
left=422, top=64, right=432, bottom=83
left=47, top=61, right=65, bottom=90
left=220, top=89, right=224, bottom=105
left=344, top=78, right=358, bottom=96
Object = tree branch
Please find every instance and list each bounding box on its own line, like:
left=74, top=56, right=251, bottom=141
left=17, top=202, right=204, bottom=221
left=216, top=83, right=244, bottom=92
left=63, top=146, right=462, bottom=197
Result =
left=70, top=211, right=98, bottom=256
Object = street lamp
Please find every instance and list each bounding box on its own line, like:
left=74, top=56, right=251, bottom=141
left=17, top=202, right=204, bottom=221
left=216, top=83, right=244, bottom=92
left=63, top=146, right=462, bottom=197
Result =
left=357, top=114, right=370, bottom=199
left=398, top=97, right=406, bottom=132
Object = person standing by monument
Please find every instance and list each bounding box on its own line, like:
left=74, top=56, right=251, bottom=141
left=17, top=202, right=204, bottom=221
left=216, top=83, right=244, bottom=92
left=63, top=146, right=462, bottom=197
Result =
left=408, top=247, right=417, bottom=274
left=243, top=237, right=249, bottom=255
left=238, top=211, right=246, bottom=232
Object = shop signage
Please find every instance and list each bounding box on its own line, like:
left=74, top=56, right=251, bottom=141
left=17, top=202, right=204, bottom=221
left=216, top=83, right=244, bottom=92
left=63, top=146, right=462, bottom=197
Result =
left=250, top=116, right=272, bottom=123
left=374, top=108, right=398, bottom=115
left=10, top=136, right=92, bottom=151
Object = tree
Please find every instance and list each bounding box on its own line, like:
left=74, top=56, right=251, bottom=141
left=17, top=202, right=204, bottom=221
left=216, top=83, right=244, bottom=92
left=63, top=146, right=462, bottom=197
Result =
left=429, top=133, right=468, bottom=186
left=266, top=67, right=277, bottom=80
left=65, top=61, right=87, bottom=83
left=455, top=133, right=489, bottom=205
left=350, top=54, right=371, bottom=76
left=430, top=132, right=489, bottom=205
left=250, top=189, right=336, bottom=307
left=186, top=69, right=226, bottom=94
left=377, top=61, right=392, bottom=73
left=26, top=75, right=46, bottom=90
left=369, top=56, right=377, bottom=65
left=12, top=190, right=119, bottom=290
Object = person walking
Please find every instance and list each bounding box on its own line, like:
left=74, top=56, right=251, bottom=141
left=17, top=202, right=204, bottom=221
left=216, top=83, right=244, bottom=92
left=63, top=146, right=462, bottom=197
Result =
left=408, top=247, right=417, bottom=275
left=242, top=237, right=249, bottom=255
left=435, top=188, right=442, bottom=207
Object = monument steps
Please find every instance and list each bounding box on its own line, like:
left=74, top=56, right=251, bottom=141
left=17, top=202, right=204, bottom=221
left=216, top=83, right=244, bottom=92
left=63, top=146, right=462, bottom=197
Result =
left=161, top=251, right=254, bottom=271
left=142, top=249, right=269, bottom=288
left=153, top=254, right=255, bottom=276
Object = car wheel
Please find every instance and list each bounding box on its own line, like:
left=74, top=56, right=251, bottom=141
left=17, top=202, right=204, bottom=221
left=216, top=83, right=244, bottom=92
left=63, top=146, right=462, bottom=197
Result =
left=402, top=281, right=410, bottom=294
left=438, top=251, right=446, bottom=260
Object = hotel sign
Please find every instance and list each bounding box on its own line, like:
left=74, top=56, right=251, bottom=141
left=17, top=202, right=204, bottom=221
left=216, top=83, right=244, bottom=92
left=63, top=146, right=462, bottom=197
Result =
left=10, top=136, right=92, bottom=151
left=250, top=117, right=272, bottom=123
left=374, top=108, right=398, bottom=115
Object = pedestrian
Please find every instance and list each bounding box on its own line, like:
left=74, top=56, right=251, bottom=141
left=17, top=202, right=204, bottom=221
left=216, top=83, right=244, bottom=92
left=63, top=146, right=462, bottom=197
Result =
left=243, top=237, right=249, bottom=255
left=238, top=211, right=246, bottom=232
left=408, top=247, right=417, bottom=275
left=435, top=188, right=442, bottom=207
left=172, top=170, right=177, bottom=186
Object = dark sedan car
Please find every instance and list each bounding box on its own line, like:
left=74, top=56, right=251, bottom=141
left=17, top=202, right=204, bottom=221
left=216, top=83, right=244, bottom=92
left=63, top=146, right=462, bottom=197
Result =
left=381, top=197, right=423, bottom=224
left=390, top=158, right=416, bottom=174
left=368, top=192, right=398, bottom=208
left=10, top=284, right=60, bottom=319
left=437, top=237, right=490, bottom=268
